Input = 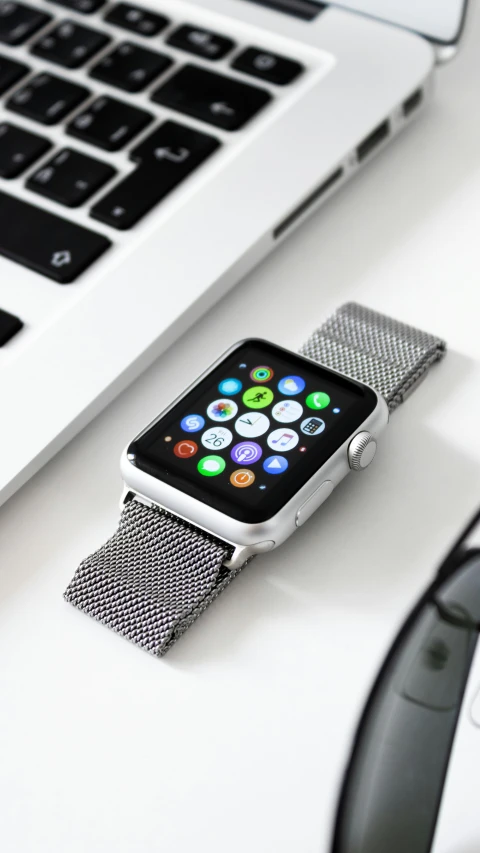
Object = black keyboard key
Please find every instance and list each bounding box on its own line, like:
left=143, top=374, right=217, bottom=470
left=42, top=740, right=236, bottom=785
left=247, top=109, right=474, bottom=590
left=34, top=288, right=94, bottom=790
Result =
left=90, top=42, right=172, bottom=93
left=46, top=0, right=105, bottom=13
left=104, top=3, right=168, bottom=37
left=152, top=64, right=271, bottom=131
left=32, top=20, right=110, bottom=69
left=167, top=25, right=234, bottom=61
left=27, top=147, right=116, bottom=207
left=232, top=47, right=303, bottom=85
left=0, top=122, right=51, bottom=177
left=0, top=308, right=22, bottom=345
left=7, top=73, right=90, bottom=125
left=0, top=2, right=51, bottom=46
left=67, top=95, right=152, bottom=150
left=0, top=54, right=29, bottom=95
left=91, top=120, right=219, bottom=229
left=0, top=190, right=111, bottom=282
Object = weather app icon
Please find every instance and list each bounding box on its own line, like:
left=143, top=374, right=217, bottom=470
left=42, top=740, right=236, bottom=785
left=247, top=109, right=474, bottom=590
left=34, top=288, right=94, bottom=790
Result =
left=277, top=376, right=305, bottom=396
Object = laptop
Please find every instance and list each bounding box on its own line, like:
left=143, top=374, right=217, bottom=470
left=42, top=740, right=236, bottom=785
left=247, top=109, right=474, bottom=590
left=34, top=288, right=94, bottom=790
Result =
left=0, top=0, right=468, bottom=506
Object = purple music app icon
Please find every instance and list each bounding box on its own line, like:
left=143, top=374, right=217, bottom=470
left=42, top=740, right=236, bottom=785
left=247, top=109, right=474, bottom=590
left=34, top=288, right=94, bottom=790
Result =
left=231, top=441, right=263, bottom=465
left=267, top=429, right=299, bottom=452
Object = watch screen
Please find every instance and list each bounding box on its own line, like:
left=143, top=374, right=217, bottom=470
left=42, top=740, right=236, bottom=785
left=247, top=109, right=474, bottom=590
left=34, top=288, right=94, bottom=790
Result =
left=128, top=340, right=378, bottom=523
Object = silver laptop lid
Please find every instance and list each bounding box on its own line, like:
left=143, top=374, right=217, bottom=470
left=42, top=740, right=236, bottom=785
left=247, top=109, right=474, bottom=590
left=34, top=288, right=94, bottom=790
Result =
left=313, top=0, right=469, bottom=46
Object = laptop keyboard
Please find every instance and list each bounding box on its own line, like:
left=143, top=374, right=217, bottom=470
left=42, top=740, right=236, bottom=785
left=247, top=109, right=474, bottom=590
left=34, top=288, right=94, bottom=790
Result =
left=0, top=0, right=306, bottom=343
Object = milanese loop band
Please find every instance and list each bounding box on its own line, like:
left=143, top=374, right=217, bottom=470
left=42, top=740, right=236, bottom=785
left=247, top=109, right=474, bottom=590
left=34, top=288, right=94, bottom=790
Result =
left=300, top=302, right=446, bottom=413
left=64, top=302, right=446, bottom=656
left=64, top=500, right=236, bottom=656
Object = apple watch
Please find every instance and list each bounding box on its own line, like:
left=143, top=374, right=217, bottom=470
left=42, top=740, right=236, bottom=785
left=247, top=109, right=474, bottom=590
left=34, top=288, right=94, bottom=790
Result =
left=64, top=303, right=446, bottom=656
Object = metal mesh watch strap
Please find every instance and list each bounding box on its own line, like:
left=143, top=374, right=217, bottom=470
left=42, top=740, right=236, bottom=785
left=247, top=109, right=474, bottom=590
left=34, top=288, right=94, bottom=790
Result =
left=64, top=499, right=241, bottom=656
left=300, top=302, right=446, bottom=413
left=65, top=302, right=446, bottom=656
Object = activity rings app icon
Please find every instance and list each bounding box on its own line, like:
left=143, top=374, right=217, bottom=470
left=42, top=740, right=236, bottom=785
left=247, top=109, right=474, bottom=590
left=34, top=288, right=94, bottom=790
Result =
left=250, top=366, right=274, bottom=383
left=242, top=386, right=274, bottom=409
left=207, top=398, right=238, bottom=421
left=201, top=427, right=233, bottom=450
left=197, top=455, right=226, bottom=477
left=272, top=399, right=303, bottom=423
left=231, top=442, right=262, bottom=465
left=230, top=469, right=255, bottom=488
left=235, top=412, right=270, bottom=438
left=218, top=378, right=242, bottom=396
left=306, top=391, right=330, bottom=410
left=277, top=376, right=305, bottom=396
left=181, top=414, right=205, bottom=432
left=267, top=429, right=299, bottom=452
left=300, top=417, right=325, bottom=436
left=174, top=440, right=198, bottom=458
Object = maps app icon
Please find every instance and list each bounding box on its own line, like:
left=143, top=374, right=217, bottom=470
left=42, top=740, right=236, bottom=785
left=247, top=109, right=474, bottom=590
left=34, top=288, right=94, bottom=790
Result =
left=278, top=375, right=306, bottom=396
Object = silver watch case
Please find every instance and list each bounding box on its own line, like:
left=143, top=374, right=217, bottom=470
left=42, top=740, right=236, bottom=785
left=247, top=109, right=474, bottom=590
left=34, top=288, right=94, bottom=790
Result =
left=121, top=342, right=389, bottom=569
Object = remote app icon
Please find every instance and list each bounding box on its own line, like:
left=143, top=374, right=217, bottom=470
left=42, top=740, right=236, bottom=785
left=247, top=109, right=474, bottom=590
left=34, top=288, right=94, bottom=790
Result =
left=201, top=427, right=233, bottom=450
left=242, top=386, right=274, bottom=409
left=231, top=441, right=262, bottom=465
left=263, top=455, right=288, bottom=475
left=181, top=414, right=205, bottom=433
left=305, top=392, right=330, bottom=410
left=271, top=399, right=303, bottom=423
left=174, top=440, right=198, bottom=458
left=207, top=398, right=238, bottom=422
left=197, top=455, right=226, bottom=477
left=300, top=417, right=325, bottom=436
left=235, top=412, right=270, bottom=438
left=277, top=376, right=305, bottom=396
left=218, top=378, right=242, bottom=396
left=230, top=469, right=255, bottom=488
left=250, top=366, right=274, bottom=383
left=267, top=429, right=299, bottom=452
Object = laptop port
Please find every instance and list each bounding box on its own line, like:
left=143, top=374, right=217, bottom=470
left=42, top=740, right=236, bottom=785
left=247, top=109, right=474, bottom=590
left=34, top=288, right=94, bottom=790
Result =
left=273, top=167, right=343, bottom=239
left=402, top=88, right=423, bottom=118
left=356, top=120, right=390, bottom=162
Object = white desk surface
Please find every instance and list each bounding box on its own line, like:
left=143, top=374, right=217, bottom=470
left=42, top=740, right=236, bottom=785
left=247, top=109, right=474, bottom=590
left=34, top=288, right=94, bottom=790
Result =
left=1, top=6, right=480, bottom=852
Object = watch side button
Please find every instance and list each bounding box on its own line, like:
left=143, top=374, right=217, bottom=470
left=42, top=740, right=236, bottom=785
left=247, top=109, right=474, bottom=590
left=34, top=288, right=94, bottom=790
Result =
left=254, top=540, right=275, bottom=553
left=296, top=480, right=334, bottom=528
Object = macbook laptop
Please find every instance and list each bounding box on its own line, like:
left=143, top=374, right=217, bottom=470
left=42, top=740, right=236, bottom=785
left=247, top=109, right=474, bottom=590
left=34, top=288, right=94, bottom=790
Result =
left=0, top=0, right=468, bottom=505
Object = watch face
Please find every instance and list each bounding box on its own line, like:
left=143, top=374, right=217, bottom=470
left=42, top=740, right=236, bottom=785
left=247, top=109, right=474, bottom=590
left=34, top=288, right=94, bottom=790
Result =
left=128, top=341, right=378, bottom=524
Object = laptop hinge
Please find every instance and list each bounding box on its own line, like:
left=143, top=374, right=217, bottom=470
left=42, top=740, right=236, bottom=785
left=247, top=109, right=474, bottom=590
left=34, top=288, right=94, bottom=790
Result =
left=243, top=0, right=324, bottom=21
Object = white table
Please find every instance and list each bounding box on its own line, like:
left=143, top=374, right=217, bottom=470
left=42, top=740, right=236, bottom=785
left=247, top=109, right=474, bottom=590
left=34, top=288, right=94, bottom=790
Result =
left=1, top=8, right=480, bottom=852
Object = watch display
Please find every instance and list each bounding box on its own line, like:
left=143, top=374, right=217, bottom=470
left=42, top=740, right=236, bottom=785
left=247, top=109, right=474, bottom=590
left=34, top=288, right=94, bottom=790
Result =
left=128, top=340, right=378, bottom=523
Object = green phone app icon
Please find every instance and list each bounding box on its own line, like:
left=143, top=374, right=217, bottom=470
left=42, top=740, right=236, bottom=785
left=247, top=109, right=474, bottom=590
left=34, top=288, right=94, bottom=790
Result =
left=242, top=386, right=274, bottom=409
left=306, top=392, right=331, bottom=410
left=197, top=455, right=226, bottom=477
